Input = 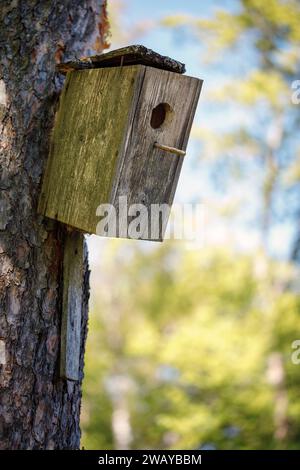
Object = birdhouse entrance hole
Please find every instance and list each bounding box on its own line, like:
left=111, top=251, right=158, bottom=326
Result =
left=150, top=102, right=172, bottom=129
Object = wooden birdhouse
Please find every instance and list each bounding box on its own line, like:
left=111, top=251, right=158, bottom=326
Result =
left=38, top=46, right=203, bottom=241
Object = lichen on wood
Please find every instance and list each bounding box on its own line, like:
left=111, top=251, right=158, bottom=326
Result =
left=57, top=44, right=186, bottom=75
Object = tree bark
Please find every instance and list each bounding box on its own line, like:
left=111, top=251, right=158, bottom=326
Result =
left=0, top=0, right=109, bottom=449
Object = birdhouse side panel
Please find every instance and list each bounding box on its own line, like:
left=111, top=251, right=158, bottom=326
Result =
left=38, top=66, right=139, bottom=233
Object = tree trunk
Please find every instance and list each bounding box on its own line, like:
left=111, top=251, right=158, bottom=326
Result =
left=0, top=0, right=109, bottom=449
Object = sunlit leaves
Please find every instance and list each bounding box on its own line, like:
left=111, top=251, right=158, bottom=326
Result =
left=82, top=242, right=300, bottom=449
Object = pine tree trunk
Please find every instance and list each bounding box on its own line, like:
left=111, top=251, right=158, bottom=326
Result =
left=0, top=0, right=109, bottom=449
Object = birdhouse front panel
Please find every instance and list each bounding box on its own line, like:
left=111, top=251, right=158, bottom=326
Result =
left=38, top=47, right=202, bottom=241
left=110, top=65, right=202, bottom=240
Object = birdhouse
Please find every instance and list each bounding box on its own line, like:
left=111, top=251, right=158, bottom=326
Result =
left=38, top=46, right=203, bottom=241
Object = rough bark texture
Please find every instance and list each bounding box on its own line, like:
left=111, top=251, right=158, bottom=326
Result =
left=0, top=0, right=109, bottom=449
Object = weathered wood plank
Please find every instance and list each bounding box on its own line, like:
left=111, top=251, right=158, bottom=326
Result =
left=112, top=66, right=203, bottom=240
left=38, top=65, right=139, bottom=233
left=57, top=45, right=186, bottom=75
left=60, top=231, right=84, bottom=381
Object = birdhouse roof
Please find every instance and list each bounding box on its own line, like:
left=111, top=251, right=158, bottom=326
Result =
left=57, top=45, right=186, bottom=75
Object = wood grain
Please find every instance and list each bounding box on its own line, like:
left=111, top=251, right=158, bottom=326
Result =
left=60, top=231, right=84, bottom=381
left=38, top=66, right=138, bottom=233
left=57, top=44, right=186, bottom=75
left=111, top=66, right=202, bottom=240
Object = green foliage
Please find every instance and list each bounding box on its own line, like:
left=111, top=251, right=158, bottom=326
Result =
left=81, top=0, right=300, bottom=450
left=81, top=242, right=300, bottom=449
left=164, top=0, right=300, bottom=245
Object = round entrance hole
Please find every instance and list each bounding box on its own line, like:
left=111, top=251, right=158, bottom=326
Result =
left=150, top=103, right=172, bottom=129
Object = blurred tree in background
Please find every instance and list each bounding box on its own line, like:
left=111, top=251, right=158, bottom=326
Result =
left=81, top=0, right=300, bottom=450
left=82, top=243, right=300, bottom=449
left=163, top=0, right=300, bottom=256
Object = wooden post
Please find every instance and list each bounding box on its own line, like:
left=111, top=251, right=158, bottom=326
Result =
left=60, top=231, right=84, bottom=381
